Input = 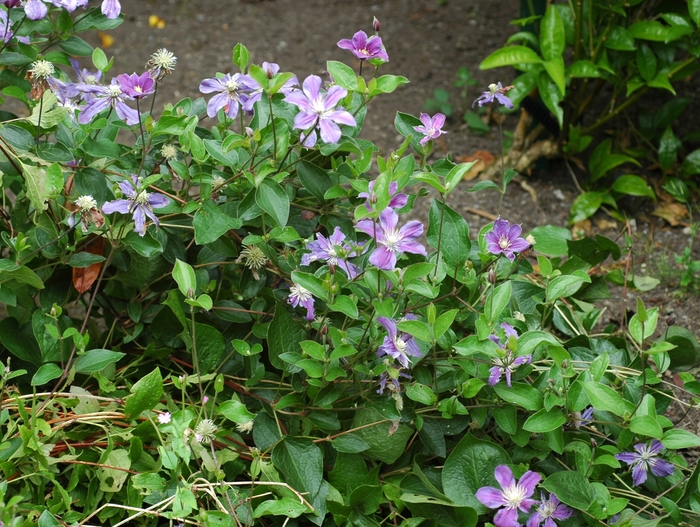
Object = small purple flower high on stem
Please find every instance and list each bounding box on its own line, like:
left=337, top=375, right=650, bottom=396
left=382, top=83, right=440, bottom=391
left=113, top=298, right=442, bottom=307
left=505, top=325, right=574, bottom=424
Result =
left=485, top=217, right=531, bottom=262
left=337, top=30, right=389, bottom=62
left=356, top=208, right=427, bottom=270
left=413, top=113, right=447, bottom=145
left=526, top=493, right=574, bottom=527
left=476, top=465, right=541, bottom=527
left=199, top=73, right=256, bottom=120
left=284, top=74, right=356, bottom=147
left=117, top=72, right=155, bottom=99
left=101, top=0, right=121, bottom=19
left=102, top=176, right=169, bottom=236
left=377, top=316, right=422, bottom=368
left=358, top=180, right=408, bottom=211
left=77, top=78, right=139, bottom=126
left=288, top=282, right=315, bottom=320
left=301, top=226, right=361, bottom=279
left=615, top=440, right=675, bottom=486
left=473, top=82, right=514, bottom=109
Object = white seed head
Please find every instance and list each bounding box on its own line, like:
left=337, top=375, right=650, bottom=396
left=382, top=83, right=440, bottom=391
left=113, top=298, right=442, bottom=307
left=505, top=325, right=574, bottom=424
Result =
left=75, top=195, right=97, bottom=211
left=30, top=60, right=54, bottom=79
left=160, top=144, right=178, bottom=160
left=194, top=418, right=218, bottom=444
left=238, top=245, right=268, bottom=270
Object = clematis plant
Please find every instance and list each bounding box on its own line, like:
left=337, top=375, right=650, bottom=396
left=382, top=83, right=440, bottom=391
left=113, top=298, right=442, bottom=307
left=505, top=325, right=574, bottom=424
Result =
left=355, top=208, right=427, bottom=270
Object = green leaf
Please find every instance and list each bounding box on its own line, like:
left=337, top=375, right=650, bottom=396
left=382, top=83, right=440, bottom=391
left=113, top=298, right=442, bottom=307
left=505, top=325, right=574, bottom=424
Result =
left=352, top=407, right=413, bottom=464
left=219, top=400, right=256, bottom=424
left=194, top=323, right=226, bottom=372
left=291, top=271, right=326, bottom=300
left=493, top=382, right=543, bottom=412
left=232, top=43, right=250, bottom=71
left=426, top=199, right=470, bottom=270
left=566, top=60, right=600, bottom=78
left=173, top=259, right=196, bottom=297
left=467, top=180, right=501, bottom=193
left=31, top=363, right=63, bottom=386
left=374, top=74, right=409, bottom=94
left=523, top=408, right=567, bottom=433
left=433, top=309, right=458, bottom=340
left=331, top=434, right=371, bottom=453
left=546, top=273, right=590, bottom=301
left=193, top=200, right=242, bottom=245
left=418, top=418, right=447, bottom=458
left=540, top=5, right=565, bottom=61
left=67, top=252, right=105, bottom=268
left=480, top=46, right=542, bottom=69
left=661, top=429, right=700, bottom=449
left=74, top=349, right=125, bottom=374
left=442, top=434, right=510, bottom=511
left=398, top=320, right=432, bottom=343
left=630, top=415, right=664, bottom=439
left=124, top=367, right=163, bottom=419
left=255, top=179, right=289, bottom=227
left=485, top=282, right=511, bottom=324
left=543, top=57, right=566, bottom=96
left=254, top=498, right=308, bottom=519
left=329, top=295, right=358, bottom=319
left=0, top=266, right=46, bottom=290
left=92, top=47, right=109, bottom=71
left=581, top=381, right=629, bottom=417
left=272, top=438, right=326, bottom=523
left=529, top=225, right=571, bottom=256
left=605, top=26, right=636, bottom=51
left=589, top=139, right=640, bottom=182
left=445, top=161, right=478, bottom=194
left=612, top=175, right=655, bottom=199
left=629, top=307, right=659, bottom=345
left=637, top=44, right=657, bottom=82
left=538, top=71, right=563, bottom=127
left=59, top=36, right=93, bottom=56
left=690, top=0, right=700, bottom=26
left=326, top=60, right=358, bottom=92
left=406, top=383, right=438, bottom=406
left=628, top=20, right=671, bottom=42
left=268, top=302, right=307, bottom=371
left=542, top=471, right=595, bottom=510
left=297, top=161, right=332, bottom=202
left=21, top=162, right=52, bottom=212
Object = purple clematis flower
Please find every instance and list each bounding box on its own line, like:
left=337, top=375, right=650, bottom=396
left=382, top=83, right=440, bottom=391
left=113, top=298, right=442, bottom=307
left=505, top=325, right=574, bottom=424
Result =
left=476, top=465, right=541, bottom=527
left=489, top=350, right=532, bottom=387
left=0, top=9, right=15, bottom=43
left=615, top=440, right=675, bottom=486
left=526, top=493, right=574, bottom=527
left=101, top=0, right=121, bottom=18
left=23, top=0, right=47, bottom=19
left=70, top=58, right=102, bottom=90
left=413, top=113, right=447, bottom=146
left=301, top=226, right=361, bottom=279
left=77, top=78, right=139, bottom=126
left=117, top=72, right=155, bottom=99
left=243, top=62, right=298, bottom=113
left=337, top=30, right=389, bottom=61
left=284, top=74, right=356, bottom=148
left=473, top=82, right=514, bottom=109
left=50, top=0, right=88, bottom=11
left=358, top=180, right=408, bottom=211
left=355, top=208, right=427, bottom=270
left=102, top=176, right=169, bottom=236
left=288, top=282, right=315, bottom=320
left=485, top=217, right=530, bottom=262
left=377, top=315, right=422, bottom=369
left=199, top=73, right=256, bottom=120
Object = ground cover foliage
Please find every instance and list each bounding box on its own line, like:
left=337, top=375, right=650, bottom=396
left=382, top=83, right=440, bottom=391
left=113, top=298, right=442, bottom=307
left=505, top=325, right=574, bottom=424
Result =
left=0, top=1, right=700, bottom=526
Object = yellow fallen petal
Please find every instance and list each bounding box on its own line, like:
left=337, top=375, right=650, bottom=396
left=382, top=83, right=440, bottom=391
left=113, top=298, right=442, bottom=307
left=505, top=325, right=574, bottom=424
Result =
left=98, top=32, right=114, bottom=48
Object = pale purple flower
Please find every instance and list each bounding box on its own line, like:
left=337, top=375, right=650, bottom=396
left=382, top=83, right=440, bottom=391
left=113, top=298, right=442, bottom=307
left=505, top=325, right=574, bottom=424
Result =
left=23, top=0, right=47, bottom=19
left=526, top=494, right=573, bottom=527
left=202, top=396, right=209, bottom=404
left=473, top=82, right=514, bottom=109
left=2, top=0, right=21, bottom=7
left=102, top=176, right=169, bottom=236
left=377, top=316, right=422, bottom=369
left=485, top=218, right=530, bottom=262
left=50, top=0, right=88, bottom=11
left=70, top=57, right=102, bottom=88
left=337, top=30, right=389, bottom=61
left=377, top=369, right=410, bottom=395
left=356, top=208, right=427, bottom=270
left=476, top=465, right=541, bottom=527
left=489, top=350, right=532, bottom=387
left=101, top=0, right=121, bottom=18
left=578, top=406, right=594, bottom=428
left=0, top=9, right=14, bottom=43
left=117, top=72, right=155, bottom=99
left=413, top=113, right=447, bottom=145
left=158, top=412, right=171, bottom=424
left=77, top=78, right=139, bottom=126
left=284, top=74, right=356, bottom=147
left=200, top=73, right=255, bottom=120
left=615, top=440, right=675, bottom=486
left=288, top=282, right=315, bottom=320
left=358, top=180, right=408, bottom=211
left=301, top=226, right=360, bottom=279
left=243, top=62, right=298, bottom=113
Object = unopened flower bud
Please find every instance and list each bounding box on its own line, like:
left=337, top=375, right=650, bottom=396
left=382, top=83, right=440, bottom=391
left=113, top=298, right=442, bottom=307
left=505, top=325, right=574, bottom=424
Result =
left=561, top=360, right=567, bottom=369
left=370, top=192, right=378, bottom=204
left=666, top=315, right=676, bottom=326
left=267, top=67, right=274, bottom=79
left=488, top=268, right=496, bottom=284
left=245, top=127, right=254, bottom=137
left=187, top=287, right=195, bottom=299
left=590, top=438, right=597, bottom=448
left=373, top=16, right=381, bottom=33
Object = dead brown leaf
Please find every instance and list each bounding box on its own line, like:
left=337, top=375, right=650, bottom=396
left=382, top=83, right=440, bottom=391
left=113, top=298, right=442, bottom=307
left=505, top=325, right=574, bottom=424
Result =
left=73, top=236, right=105, bottom=294
left=454, top=150, right=495, bottom=181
